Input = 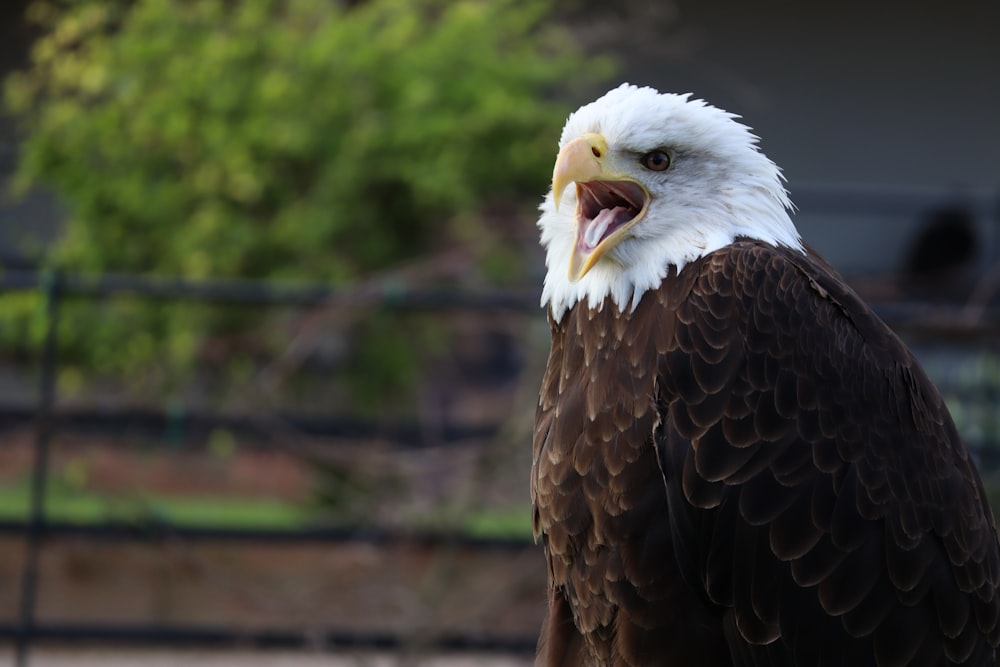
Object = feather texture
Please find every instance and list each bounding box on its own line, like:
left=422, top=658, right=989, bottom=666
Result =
left=532, top=240, right=1000, bottom=666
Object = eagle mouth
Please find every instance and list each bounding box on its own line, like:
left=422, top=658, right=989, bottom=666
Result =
left=576, top=180, right=648, bottom=252
left=569, top=179, right=649, bottom=281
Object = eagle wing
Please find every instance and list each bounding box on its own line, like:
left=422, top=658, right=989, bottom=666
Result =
left=656, top=240, right=1000, bottom=664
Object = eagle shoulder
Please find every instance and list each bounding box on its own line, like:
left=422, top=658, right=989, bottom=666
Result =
left=656, top=240, right=1000, bottom=664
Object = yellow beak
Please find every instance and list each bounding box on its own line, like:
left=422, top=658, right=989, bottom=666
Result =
left=552, top=133, right=607, bottom=212
left=550, top=133, right=649, bottom=282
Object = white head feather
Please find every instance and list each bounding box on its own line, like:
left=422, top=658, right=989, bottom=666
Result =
left=538, top=83, right=803, bottom=321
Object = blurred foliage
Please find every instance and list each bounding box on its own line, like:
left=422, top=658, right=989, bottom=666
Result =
left=943, top=351, right=1000, bottom=452
left=2, top=0, right=612, bottom=401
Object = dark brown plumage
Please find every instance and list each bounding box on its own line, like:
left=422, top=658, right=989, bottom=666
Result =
left=532, top=240, right=1000, bottom=665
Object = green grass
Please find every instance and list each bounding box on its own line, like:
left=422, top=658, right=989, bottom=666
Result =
left=461, top=504, right=533, bottom=539
left=0, top=480, right=536, bottom=538
left=0, top=480, right=312, bottom=529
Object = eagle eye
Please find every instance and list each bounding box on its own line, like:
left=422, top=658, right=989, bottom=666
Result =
left=640, top=150, right=671, bottom=172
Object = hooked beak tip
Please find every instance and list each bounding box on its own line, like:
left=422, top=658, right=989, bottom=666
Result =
left=551, top=133, right=607, bottom=214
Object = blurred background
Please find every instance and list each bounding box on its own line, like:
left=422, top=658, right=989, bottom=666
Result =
left=0, top=0, right=997, bottom=665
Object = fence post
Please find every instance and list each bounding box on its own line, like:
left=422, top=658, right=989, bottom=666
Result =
left=15, top=271, right=62, bottom=667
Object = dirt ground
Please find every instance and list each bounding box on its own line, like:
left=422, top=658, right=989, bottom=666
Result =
left=0, top=536, right=546, bottom=638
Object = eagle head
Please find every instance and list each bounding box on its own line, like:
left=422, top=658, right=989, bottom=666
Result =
left=538, top=83, right=803, bottom=320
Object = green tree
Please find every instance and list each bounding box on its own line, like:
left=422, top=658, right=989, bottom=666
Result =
left=3, top=0, right=611, bottom=400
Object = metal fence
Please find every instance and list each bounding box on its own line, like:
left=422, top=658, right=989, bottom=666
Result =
left=2, top=265, right=1000, bottom=666
left=0, top=270, right=545, bottom=666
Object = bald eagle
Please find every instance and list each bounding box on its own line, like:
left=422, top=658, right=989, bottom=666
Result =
left=531, top=84, right=1000, bottom=666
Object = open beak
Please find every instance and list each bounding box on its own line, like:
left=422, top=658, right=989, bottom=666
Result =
left=551, top=133, right=649, bottom=282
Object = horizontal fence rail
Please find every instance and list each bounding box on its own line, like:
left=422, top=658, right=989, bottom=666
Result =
left=0, top=269, right=544, bottom=311
left=0, top=405, right=503, bottom=449
left=789, top=182, right=1000, bottom=218
left=0, top=622, right=538, bottom=655
left=0, top=519, right=536, bottom=550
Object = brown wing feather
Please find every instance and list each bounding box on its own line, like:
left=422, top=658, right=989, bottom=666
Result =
left=532, top=239, right=1000, bottom=666
left=657, top=241, right=1000, bottom=665
left=533, top=269, right=731, bottom=666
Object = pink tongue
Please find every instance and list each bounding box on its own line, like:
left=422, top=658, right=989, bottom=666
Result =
left=581, top=207, right=627, bottom=250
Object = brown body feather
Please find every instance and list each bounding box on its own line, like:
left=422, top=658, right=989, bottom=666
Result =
left=532, top=240, right=1000, bottom=666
